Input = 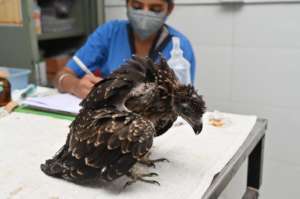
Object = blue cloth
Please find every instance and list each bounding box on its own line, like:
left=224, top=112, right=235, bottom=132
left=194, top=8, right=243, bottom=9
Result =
left=67, top=20, right=196, bottom=83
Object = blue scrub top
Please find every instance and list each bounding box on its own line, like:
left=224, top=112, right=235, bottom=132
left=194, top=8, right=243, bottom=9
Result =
left=67, top=20, right=196, bottom=83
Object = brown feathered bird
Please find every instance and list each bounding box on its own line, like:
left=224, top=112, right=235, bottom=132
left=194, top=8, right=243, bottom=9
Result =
left=41, top=56, right=206, bottom=186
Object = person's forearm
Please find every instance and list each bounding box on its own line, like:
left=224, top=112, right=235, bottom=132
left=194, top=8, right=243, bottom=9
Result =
left=58, top=74, right=79, bottom=94
left=55, top=67, right=79, bottom=95
left=55, top=66, right=103, bottom=99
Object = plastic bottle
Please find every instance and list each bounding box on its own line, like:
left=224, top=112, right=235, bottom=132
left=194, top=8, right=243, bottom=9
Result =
left=167, top=37, right=191, bottom=85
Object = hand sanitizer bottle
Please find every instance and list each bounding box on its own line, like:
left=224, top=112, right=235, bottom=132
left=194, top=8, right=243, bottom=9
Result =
left=167, top=37, right=191, bottom=85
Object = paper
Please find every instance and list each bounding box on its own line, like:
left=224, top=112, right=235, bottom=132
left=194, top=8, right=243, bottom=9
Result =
left=22, top=93, right=82, bottom=115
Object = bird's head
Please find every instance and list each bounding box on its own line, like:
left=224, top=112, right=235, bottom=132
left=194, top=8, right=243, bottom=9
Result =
left=173, top=85, right=206, bottom=134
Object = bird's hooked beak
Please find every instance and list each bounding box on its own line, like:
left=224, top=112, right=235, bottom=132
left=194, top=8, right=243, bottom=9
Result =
left=183, top=117, right=203, bottom=135
left=193, top=121, right=203, bottom=135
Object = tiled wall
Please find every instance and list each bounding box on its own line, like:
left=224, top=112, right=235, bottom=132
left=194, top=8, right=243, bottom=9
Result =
left=104, top=1, right=300, bottom=198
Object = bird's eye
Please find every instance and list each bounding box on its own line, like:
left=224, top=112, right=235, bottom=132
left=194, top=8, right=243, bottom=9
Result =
left=184, top=108, right=190, bottom=114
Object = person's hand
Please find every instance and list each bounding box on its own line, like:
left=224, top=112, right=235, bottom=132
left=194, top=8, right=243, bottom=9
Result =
left=72, top=74, right=102, bottom=99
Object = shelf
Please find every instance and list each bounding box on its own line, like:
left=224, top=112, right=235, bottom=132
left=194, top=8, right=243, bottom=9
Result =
left=38, top=31, right=85, bottom=41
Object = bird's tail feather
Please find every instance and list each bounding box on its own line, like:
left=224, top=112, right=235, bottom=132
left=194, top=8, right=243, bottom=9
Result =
left=40, top=144, right=69, bottom=177
left=40, top=159, right=64, bottom=177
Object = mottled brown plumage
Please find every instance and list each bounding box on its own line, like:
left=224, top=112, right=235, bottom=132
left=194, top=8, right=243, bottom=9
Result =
left=41, top=55, right=205, bottom=185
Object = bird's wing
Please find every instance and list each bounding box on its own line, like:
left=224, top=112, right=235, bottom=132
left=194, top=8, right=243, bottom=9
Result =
left=68, top=108, right=155, bottom=169
left=80, top=56, right=157, bottom=109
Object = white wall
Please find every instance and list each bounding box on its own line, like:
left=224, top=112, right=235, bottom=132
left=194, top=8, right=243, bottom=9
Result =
left=104, top=1, right=300, bottom=198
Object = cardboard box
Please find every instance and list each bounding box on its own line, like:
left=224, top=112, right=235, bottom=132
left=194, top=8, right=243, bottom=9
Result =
left=46, top=55, right=71, bottom=85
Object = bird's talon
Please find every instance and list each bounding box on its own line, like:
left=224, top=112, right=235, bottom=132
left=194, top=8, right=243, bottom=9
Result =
left=143, top=172, right=158, bottom=177
left=154, top=181, right=160, bottom=186
left=138, top=156, right=169, bottom=168
left=139, top=178, right=160, bottom=186
left=148, top=180, right=160, bottom=186
left=125, top=171, right=160, bottom=187
left=149, top=172, right=159, bottom=177
left=155, top=158, right=170, bottom=163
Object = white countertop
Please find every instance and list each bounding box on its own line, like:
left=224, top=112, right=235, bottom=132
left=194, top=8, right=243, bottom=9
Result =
left=0, top=111, right=257, bottom=199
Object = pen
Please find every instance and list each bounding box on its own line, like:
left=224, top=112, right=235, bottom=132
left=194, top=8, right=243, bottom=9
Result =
left=73, top=56, right=94, bottom=76
left=21, top=84, right=36, bottom=99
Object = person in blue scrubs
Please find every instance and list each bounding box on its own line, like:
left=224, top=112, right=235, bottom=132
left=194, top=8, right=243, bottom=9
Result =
left=55, top=0, right=196, bottom=99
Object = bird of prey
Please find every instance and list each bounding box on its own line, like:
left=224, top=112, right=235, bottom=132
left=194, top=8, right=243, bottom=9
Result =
left=41, top=55, right=206, bottom=186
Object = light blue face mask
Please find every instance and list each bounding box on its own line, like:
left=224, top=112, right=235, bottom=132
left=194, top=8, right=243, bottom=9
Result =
left=127, top=8, right=167, bottom=40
